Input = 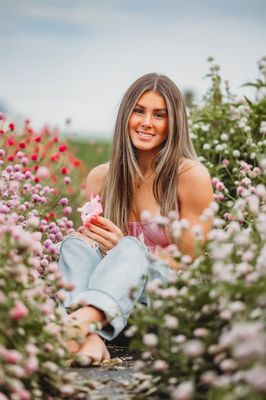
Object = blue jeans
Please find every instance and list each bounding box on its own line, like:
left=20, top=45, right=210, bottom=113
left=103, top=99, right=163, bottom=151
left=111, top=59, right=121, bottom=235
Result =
left=57, top=235, right=171, bottom=340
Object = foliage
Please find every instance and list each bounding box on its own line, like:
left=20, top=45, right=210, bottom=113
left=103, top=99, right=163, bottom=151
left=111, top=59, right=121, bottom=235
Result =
left=67, top=137, right=110, bottom=171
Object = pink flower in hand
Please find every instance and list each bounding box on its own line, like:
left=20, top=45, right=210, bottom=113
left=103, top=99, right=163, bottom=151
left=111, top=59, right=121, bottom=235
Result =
left=77, top=192, right=103, bottom=227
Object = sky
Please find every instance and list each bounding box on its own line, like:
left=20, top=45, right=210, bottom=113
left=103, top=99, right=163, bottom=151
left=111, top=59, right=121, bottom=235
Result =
left=0, top=0, right=266, bottom=139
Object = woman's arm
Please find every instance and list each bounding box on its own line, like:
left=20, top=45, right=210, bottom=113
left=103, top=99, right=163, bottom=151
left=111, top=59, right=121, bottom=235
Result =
left=83, top=163, right=124, bottom=255
left=85, top=163, right=109, bottom=197
left=176, top=162, right=214, bottom=259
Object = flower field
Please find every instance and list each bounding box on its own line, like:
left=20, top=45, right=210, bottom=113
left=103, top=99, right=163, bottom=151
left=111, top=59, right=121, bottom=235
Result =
left=0, top=56, right=266, bottom=399
left=0, top=121, right=90, bottom=398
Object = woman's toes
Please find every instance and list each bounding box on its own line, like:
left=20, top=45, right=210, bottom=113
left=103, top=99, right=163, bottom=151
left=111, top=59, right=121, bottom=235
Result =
left=76, top=333, right=110, bottom=363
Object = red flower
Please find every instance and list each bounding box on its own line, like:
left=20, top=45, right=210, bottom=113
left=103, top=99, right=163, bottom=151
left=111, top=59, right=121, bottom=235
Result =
left=31, top=154, right=38, bottom=161
left=60, top=167, right=69, bottom=175
left=49, top=212, right=56, bottom=219
left=19, top=142, right=26, bottom=149
left=0, top=129, right=5, bottom=134
left=53, top=137, right=59, bottom=142
left=50, top=154, right=60, bottom=162
left=34, top=176, right=40, bottom=183
left=7, top=138, right=15, bottom=146
left=8, top=155, right=14, bottom=161
left=34, top=136, right=41, bottom=142
left=8, top=123, right=15, bottom=131
left=34, top=165, right=39, bottom=171
left=59, top=144, right=68, bottom=152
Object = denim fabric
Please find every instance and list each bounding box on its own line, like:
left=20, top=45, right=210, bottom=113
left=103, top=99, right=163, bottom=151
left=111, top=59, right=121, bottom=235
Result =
left=57, top=235, right=171, bottom=340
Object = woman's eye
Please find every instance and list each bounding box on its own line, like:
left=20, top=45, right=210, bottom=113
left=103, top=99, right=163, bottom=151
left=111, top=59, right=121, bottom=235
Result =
left=134, top=108, right=143, bottom=114
left=155, top=113, right=165, bottom=118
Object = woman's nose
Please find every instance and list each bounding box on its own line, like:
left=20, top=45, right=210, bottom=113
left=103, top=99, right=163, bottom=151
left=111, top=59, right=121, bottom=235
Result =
left=141, top=113, right=152, bottom=127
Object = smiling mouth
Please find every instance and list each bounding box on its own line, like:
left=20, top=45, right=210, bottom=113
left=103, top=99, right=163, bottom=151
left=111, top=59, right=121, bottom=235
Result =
left=136, top=131, right=155, bottom=138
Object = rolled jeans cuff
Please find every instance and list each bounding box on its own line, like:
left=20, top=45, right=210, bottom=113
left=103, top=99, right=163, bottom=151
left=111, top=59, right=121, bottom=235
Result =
left=70, top=289, right=127, bottom=341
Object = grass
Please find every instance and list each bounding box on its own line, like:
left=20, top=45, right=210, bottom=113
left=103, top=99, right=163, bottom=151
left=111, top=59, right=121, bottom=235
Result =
left=67, top=137, right=111, bottom=171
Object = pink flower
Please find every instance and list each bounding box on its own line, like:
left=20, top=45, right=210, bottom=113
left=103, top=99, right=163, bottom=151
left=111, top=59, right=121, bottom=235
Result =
left=216, top=181, right=224, bottom=191
left=24, top=356, right=39, bottom=374
left=77, top=193, right=103, bottom=226
left=36, top=166, right=50, bottom=179
left=5, top=349, right=22, bottom=364
left=15, top=389, right=31, bottom=400
left=0, top=393, right=9, bottom=400
left=10, top=301, right=29, bottom=320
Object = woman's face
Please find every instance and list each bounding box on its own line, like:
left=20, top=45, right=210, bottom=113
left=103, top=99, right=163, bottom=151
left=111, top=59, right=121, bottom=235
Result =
left=128, top=90, right=169, bottom=152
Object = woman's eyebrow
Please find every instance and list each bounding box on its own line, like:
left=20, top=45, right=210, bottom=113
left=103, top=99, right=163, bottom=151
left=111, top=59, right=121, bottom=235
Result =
left=135, top=103, right=167, bottom=112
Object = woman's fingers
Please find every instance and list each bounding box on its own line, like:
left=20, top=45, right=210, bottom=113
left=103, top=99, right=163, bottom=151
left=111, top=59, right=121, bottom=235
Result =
left=91, top=216, right=122, bottom=235
left=87, top=223, right=122, bottom=244
left=85, top=229, right=116, bottom=251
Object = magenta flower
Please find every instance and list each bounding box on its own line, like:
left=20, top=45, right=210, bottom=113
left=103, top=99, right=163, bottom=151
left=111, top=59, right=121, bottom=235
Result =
left=77, top=192, right=103, bottom=226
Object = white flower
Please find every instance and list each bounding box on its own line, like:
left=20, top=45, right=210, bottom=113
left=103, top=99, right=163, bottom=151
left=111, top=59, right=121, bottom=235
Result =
left=203, top=143, right=211, bottom=150
left=220, top=322, right=263, bottom=348
left=153, top=215, right=169, bottom=226
left=243, top=365, right=266, bottom=391
left=220, top=358, right=237, bottom=371
left=171, top=381, right=194, bottom=400
left=193, top=328, right=209, bottom=337
left=232, top=150, right=240, bottom=158
left=259, top=157, right=266, bottom=171
left=26, top=216, right=40, bottom=228
left=143, top=333, right=158, bottom=347
left=180, top=219, right=190, bottom=229
left=221, top=133, right=228, bottom=141
left=215, top=144, right=224, bottom=151
left=192, top=224, right=202, bottom=238
left=183, top=340, right=205, bottom=357
left=140, top=210, right=151, bottom=221
left=201, top=124, right=209, bottom=132
left=164, top=315, right=179, bottom=329
left=247, top=195, right=260, bottom=214
left=152, top=359, right=168, bottom=372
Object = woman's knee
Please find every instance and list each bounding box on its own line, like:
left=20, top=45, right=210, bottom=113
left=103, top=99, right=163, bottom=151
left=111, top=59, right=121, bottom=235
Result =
left=62, top=232, right=96, bottom=248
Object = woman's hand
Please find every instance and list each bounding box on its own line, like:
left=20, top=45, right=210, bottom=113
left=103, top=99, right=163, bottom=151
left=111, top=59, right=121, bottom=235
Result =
left=80, top=216, right=124, bottom=255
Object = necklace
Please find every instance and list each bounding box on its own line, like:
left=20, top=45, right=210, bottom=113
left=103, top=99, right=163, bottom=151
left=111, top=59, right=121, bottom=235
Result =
left=136, top=172, right=154, bottom=188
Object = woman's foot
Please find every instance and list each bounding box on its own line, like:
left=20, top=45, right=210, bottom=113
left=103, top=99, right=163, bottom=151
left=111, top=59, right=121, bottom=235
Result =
left=75, top=333, right=110, bottom=364
left=66, top=306, right=106, bottom=354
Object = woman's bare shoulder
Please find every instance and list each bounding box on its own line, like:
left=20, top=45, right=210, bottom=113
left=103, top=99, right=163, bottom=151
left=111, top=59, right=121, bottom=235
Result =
left=86, top=162, right=109, bottom=196
left=178, top=160, right=213, bottom=208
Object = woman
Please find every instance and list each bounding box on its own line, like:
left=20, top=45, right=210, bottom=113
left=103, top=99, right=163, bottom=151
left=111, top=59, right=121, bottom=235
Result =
left=58, top=73, right=213, bottom=364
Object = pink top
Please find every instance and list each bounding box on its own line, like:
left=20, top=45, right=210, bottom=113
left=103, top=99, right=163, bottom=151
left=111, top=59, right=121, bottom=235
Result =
left=127, top=159, right=199, bottom=253
left=127, top=219, right=171, bottom=253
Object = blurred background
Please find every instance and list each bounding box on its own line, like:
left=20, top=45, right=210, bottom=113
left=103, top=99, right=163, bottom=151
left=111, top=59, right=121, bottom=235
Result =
left=0, top=0, right=265, bottom=154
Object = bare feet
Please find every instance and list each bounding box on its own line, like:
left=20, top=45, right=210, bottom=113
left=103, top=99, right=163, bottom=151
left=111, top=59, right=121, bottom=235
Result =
left=66, top=306, right=106, bottom=354
left=75, top=333, right=110, bottom=364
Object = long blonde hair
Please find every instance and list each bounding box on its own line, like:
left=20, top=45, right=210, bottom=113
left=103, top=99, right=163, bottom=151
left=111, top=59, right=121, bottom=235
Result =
left=101, top=73, right=198, bottom=234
